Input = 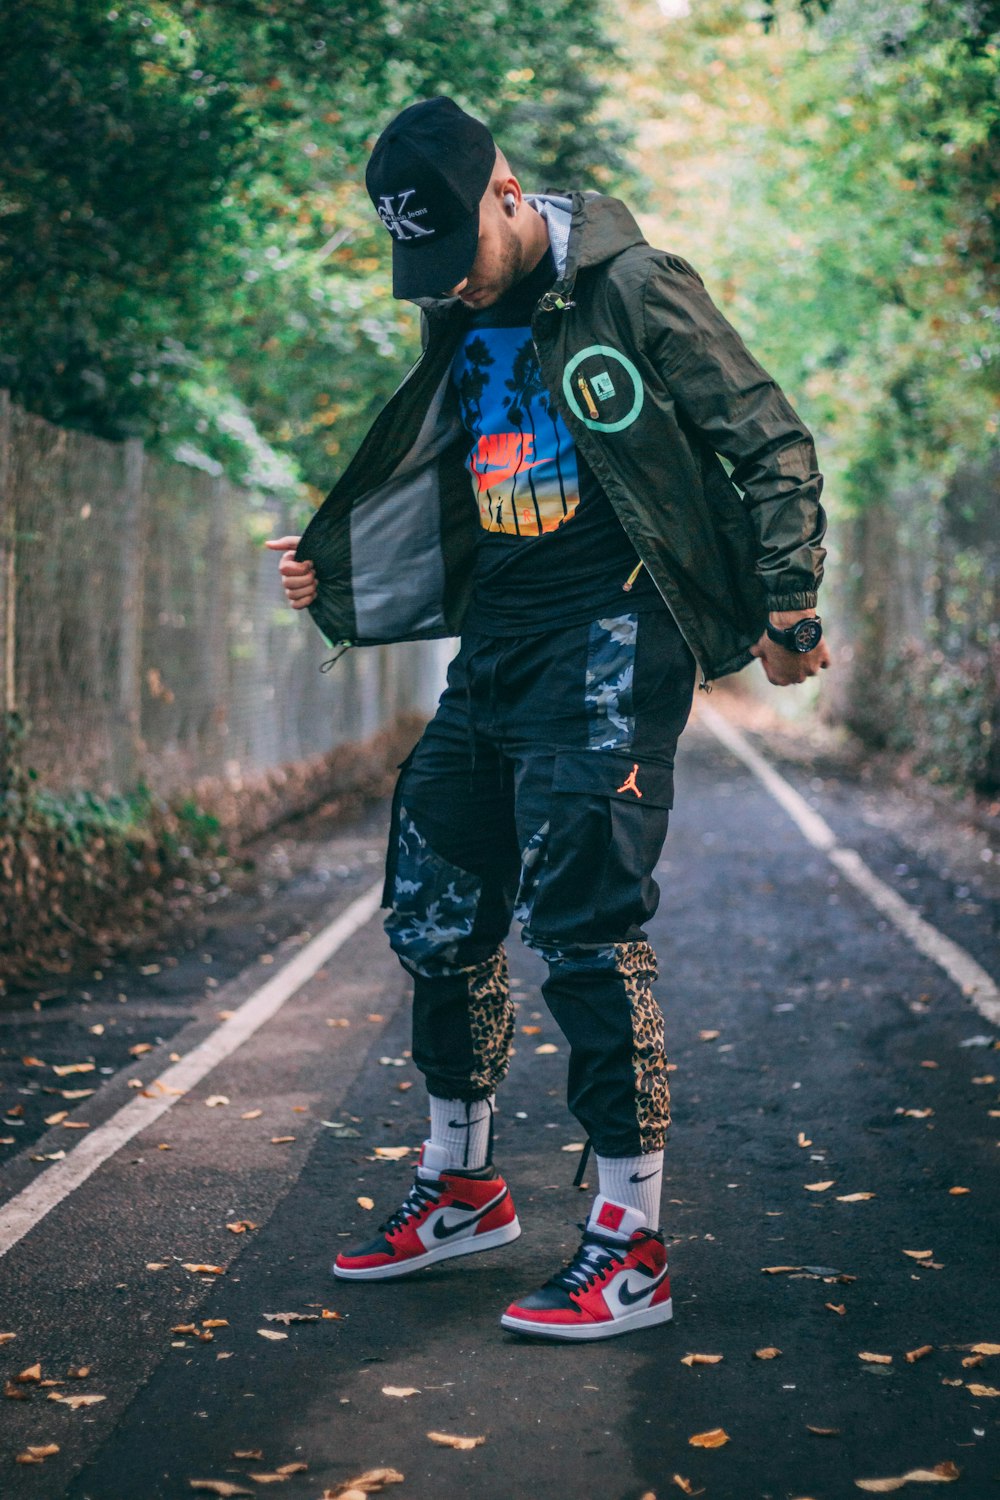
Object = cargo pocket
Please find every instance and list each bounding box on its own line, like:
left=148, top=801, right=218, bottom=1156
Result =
left=522, top=750, right=674, bottom=947
left=383, top=807, right=483, bottom=974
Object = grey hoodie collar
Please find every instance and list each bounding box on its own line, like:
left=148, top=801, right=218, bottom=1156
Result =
left=524, top=193, right=574, bottom=279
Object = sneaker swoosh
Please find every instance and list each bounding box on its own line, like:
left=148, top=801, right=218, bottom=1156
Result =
left=617, top=1266, right=669, bottom=1305
left=628, top=1170, right=658, bottom=1183
left=431, top=1187, right=508, bottom=1240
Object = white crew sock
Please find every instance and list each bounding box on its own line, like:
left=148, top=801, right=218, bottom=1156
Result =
left=425, top=1093, right=495, bottom=1173
left=593, top=1150, right=663, bottom=1231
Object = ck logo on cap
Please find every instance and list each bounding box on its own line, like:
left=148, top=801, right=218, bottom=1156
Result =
left=377, top=189, right=435, bottom=241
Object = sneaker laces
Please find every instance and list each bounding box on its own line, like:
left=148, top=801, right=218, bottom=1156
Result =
left=548, top=1227, right=628, bottom=1295
left=381, top=1174, right=444, bottom=1235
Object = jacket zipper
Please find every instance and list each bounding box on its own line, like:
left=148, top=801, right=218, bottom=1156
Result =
left=533, top=293, right=712, bottom=690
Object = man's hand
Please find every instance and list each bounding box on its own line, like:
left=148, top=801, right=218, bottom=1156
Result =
left=750, top=609, right=831, bottom=686
left=265, top=535, right=317, bottom=610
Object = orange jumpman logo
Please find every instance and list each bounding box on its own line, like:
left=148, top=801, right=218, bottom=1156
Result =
left=616, top=763, right=643, bottom=798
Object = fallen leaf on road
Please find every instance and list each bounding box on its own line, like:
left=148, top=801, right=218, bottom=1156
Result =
left=854, top=1460, right=959, bottom=1491
left=372, top=1147, right=411, bottom=1160
left=972, top=1075, right=995, bottom=1085
left=16, top=1445, right=60, bottom=1464
left=902, top=1250, right=933, bottom=1260
left=427, top=1431, right=485, bottom=1450
left=797, top=1132, right=812, bottom=1147
left=205, top=1096, right=229, bottom=1108
left=688, top=1427, right=729, bottom=1448
left=836, top=1193, right=875, bottom=1202
left=327, top=1018, right=350, bottom=1028
left=971, top=1343, right=1000, bottom=1355
left=227, top=1221, right=258, bottom=1234
left=382, top=1386, right=420, bottom=1397
left=129, top=1044, right=154, bottom=1056
left=948, top=1187, right=969, bottom=1195
left=858, top=1353, right=892, bottom=1364
left=941, top=1378, right=963, bottom=1387
left=5, top=1104, right=24, bottom=1117
left=257, top=1330, right=288, bottom=1341
left=45, top=1111, right=68, bottom=1125
left=698, top=1030, right=720, bottom=1041
left=805, top=1181, right=835, bottom=1192
left=22, top=1057, right=46, bottom=1067
left=52, top=1063, right=94, bottom=1076
left=561, top=1143, right=586, bottom=1153
left=182, top=1264, right=224, bottom=1275
left=248, top=1463, right=308, bottom=1482
left=966, top=1383, right=1000, bottom=1396
left=62, top=1121, right=89, bottom=1130
left=905, top=1346, right=933, bottom=1363
left=233, top=1449, right=262, bottom=1459
left=762, top=1265, right=804, bottom=1274
left=189, top=1483, right=254, bottom=1497
left=5, top=1379, right=28, bottom=1399
left=48, top=1391, right=106, bottom=1408
left=807, top=1426, right=840, bottom=1436
left=203, top=1320, right=228, bottom=1330
left=30, top=1150, right=66, bottom=1161
left=681, top=1353, right=723, bottom=1366
left=263, top=1313, right=319, bottom=1325
left=0, top=1333, right=15, bottom=1344
left=826, top=1304, right=847, bottom=1316
left=321, top=1309, right=344, bottom=1320
left=896, top=1108, right=934, bottom=1119
left=146, top=1263, right=167, bottom=1271
left=172, top=1324, right=198, bottom=1335
left=241, top=1110, right=263, bottom=1120
left=672, top=1478, right=705, bottom=1495
left=961, top=1355, right=983, bottom=1368
left=357, top=1197, right=375, bottom=1210
left=270, top=1136, right=295, bottom=1144
left=754, top=1347, right=781, bottom=1359
left=534, top=1043, right=558, bottom=1054
left=16, top=1364, right=41, bottom=1383
left=321, top=1468, right=404, bottom=1498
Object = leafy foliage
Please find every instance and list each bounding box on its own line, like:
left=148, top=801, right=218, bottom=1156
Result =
left=0, top=0, right=626, bottom=496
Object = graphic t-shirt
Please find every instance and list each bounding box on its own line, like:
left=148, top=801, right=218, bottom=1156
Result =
left=451, top=249, right=663, bottom=635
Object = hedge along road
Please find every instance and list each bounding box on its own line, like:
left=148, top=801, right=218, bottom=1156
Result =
left=0, top=706, right=997, bottom=1500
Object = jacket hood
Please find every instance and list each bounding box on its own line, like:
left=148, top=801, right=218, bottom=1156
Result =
left=413, top=192, right=648, bottom=313
left=526, top=192, right=648, bottom=282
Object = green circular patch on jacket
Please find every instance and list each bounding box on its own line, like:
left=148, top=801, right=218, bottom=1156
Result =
left=562, top=345, right=645, bottom=432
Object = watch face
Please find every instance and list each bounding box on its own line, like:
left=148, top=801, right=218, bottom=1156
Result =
left=792, top=618, right=822, bottom=652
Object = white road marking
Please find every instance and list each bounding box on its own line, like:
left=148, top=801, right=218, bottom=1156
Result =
left=0, top=880, right=384, bottom=1260
left=700, top=705, right=1000, bottom=1026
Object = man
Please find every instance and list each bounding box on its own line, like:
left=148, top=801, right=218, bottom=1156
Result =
left=267, top=96, right=828, bottom=1342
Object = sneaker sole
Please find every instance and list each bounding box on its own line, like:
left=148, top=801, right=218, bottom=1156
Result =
left=500, top=1296, right=673, bottom=1341
left=333, top=1216, right=522, bottom=1281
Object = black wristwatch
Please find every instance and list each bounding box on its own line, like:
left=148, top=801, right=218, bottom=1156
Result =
left=765, top=615, right=823, bottom=654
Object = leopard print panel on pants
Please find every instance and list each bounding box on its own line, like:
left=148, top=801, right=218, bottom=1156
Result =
left=617, top=938, right=671, bottom=1150
left=465, top=943, right=516, bottom=1096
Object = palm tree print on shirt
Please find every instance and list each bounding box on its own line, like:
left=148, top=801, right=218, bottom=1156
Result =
left=453, top=327, right=579, bottom=537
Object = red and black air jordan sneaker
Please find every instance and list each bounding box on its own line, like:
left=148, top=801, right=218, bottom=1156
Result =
left=333, top=1145, right=521, bottom=1281
left=500, top=1197, right=672, bottom=1341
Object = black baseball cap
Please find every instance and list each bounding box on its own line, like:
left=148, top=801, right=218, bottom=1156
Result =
left=365, top=97, right=496, bottom=300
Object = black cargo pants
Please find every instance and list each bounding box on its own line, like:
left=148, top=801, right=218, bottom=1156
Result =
left=382, top=607, right=696, bottom=1158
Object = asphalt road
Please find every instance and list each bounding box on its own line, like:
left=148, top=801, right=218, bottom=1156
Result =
left=1, top=707, right=998, bottom=1500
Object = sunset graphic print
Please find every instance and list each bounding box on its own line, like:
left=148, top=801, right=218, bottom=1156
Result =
left=452, top=328, right=580, bottom=537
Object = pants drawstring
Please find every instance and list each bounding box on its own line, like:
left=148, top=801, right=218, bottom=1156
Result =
left=572, top=1137, right=592, bottom=1188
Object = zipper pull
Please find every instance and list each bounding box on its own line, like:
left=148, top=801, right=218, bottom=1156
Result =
left=319, top=642, right=352, bottom=672
left=578, top=376, right=599, bottom=420
left=537, top=289, right=576, bottom=313
left=623, top=561, right=644, bottom=593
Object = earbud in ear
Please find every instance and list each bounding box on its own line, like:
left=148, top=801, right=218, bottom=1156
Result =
left=503, top=193, right=517, bottom=216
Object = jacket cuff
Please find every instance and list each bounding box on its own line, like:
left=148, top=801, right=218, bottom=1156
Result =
left=765, top=591, right=819, bottom=611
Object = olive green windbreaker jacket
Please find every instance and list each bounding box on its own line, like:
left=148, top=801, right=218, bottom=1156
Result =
left=296, top=191, right=826, bottom=683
